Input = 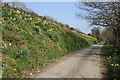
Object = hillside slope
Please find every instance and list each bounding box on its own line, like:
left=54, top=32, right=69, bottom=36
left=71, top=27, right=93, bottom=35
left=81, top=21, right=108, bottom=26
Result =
left=1, top=3, right=97, bottom=78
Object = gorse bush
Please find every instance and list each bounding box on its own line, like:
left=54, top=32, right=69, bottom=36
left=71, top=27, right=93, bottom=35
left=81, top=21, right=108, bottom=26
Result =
left=2, top=3, right=97, bottom=78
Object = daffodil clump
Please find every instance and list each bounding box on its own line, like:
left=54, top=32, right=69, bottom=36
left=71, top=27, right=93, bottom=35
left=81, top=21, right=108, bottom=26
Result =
left=111, top=63, right=119, bottom=67
left=102, top=46, right=120, bottom=78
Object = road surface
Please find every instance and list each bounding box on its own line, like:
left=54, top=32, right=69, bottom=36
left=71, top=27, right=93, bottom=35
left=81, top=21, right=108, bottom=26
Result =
left=35, top=45, right=105, bottom=78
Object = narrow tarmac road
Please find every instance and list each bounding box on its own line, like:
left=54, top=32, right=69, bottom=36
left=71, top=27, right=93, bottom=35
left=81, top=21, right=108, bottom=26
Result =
left=35, top=44, right=105, bottom=78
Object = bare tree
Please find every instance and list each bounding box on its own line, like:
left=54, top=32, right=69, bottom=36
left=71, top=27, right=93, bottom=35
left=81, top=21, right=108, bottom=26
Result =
left=77, top=2, right=120, bottom=46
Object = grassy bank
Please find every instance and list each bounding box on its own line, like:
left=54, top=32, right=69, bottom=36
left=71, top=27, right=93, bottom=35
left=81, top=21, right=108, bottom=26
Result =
left=101, top=45, right=120, bottom=78
left=1, top=3, right=97, bottom=78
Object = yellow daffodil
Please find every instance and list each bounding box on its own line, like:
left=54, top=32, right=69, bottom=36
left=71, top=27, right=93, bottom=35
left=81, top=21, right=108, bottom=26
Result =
left=2, top=4, right=4, bottom=7
left=9, top=43, right=12, bottom=46
left=28, top=14, right=31, bottom=17
left=38, top=18, right=41, bottom=20
left=10, top=11, right=12, bottom=14
left=13, top=69, right=16, bottom=71
left=117, top=64, right=119, bottom=66
left=111, top=63, right=119, bottom=67
left=30, top=18, right=32, bottom=20
left=10, top=17, right=13, bottom=20
left=36, top=26, right=39, bottom=29
left=13, top=18, right=16, bottom=21
left=16, top=10, right=20, bottom=14
left=115, top=64, right=119, bottom=67
left=111, top=64, right=114, bottom=66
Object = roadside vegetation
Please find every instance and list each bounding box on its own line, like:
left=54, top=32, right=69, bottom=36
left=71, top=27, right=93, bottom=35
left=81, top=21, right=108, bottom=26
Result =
left=77, top=2, right=120, bottom=78
left=101, top=45, right=120, bottom=78
left=1, top=3, right=97, bottom=78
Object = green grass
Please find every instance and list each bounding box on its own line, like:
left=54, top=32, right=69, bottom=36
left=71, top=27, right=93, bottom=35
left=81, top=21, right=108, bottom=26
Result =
left=101, top=45, right=120, bottom=78
left=2, top=3, right=97, bottom=78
